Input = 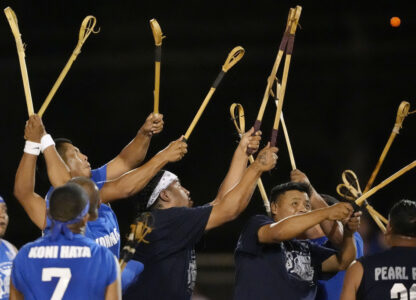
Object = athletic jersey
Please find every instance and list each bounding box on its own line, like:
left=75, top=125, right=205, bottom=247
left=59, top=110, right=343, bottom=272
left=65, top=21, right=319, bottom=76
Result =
left=234, top=215, right=337, bottom=300
left=312, top=232, right=364, bottom=300
left=123, top=205, right=213, bottom=300
left=0, top=240, right=17, bottom=300
left=357, top=246, right=416, bottom=300
left=44, top=165, right=121, bottom=257
left=11, top=233, right=118, bottom=300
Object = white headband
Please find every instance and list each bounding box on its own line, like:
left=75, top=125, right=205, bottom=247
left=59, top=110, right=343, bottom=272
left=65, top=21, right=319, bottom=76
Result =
left=147, top=171, right=178, bottom=208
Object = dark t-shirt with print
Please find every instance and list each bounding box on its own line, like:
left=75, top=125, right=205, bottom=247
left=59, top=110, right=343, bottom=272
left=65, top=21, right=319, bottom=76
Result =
left=234, top=215, right=337, bottom=300
left=123, top=205, right=213, bottom=300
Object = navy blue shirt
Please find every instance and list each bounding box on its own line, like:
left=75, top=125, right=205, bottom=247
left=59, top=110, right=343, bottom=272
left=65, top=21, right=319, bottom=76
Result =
left=312, top=232, right=364, bottom=300
left=357, top=246, right=416, bottom=300
left=123, top=205, right=213, bottom=300
left=234, top=215, right=337, bottom=300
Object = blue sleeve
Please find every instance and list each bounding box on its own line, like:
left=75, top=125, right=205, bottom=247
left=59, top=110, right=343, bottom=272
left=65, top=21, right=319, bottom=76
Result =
left=155, top=206, right=213, bottom=254
left=103, top=250, right=119, bottom=287
left=91, top=165, right=107, bottom=187
left=235, top=215, right=274, bottom=255
left=354, top=232, right=364, bottom=258
left=11, top=252, right=26, bottom=293
left=121, top=260, right=144, bottom=292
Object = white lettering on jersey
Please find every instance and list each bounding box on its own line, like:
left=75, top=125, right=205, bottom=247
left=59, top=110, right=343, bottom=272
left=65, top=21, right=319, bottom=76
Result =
left=374, top=266, right=409, bottom=281
left=28, top=246, right=59, bottom=259
left=412, top=267, right=416, bottom=280
left=95, top=228, right=120, bottom=249
left=60, top=246, right=91, bottom=258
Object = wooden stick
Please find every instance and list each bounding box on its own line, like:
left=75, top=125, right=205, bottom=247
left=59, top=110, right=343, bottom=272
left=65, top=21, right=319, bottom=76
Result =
left=356, top=160, right=416, bottom=206
left=366, top=204, right=388, bottom=224
left=184, top=46, right=245, bottom=141
left=367, top=206, right=386, bottom=233
left=4, top=7, right=34, bottom=116
left=271, top=6, right=302, bottom=147
left=38, top=16, right=99, bottom=117
left=150, top=19, right=165, bottom=114
left=252, top=8, right=295, bottom=132
left=363, top=101, right=411, bottom=193
left=271, top=82, right=296, bottom=170
left=230, top=103, right=271, bottom=216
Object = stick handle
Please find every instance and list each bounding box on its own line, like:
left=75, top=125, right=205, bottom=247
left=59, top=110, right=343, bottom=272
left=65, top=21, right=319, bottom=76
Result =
left=367, top=206, right=386, bottom=233
left=38, top=49, right=80, bottom=117
left=154, top=57, right=161, bottom=114
left=363, top=130, right=397, bottom=193
left=356, top=161, right=416, bottom=205
left=249, top=154, right=271, bottom=216
left=280, top=113, right=296, bottom=170
left=184, top=87, right=216, bottom=140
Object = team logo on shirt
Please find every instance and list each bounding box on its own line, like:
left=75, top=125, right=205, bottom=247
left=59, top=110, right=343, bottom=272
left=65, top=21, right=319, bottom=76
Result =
left=282, top=242, right=314, bottom=282
left=187, top=249, right=197, bottom=293
left=0, top=262, right=12, bottom=299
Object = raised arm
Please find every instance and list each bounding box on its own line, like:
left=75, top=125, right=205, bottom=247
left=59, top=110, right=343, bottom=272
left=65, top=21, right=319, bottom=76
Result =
left=258, top=202, right=353, bottom=244
left=216, top=128, right=261, bottom=200
left=205, top=144, right=278, bottom=230
left=14, top=117, right=48, bottom=230
left=291, top=169, right=344, bottom=246
left=100, top=136, right=186, bottom=203
left=322, top=211, right=361, bottom=272
left=106, top=113, right=164, bottom=180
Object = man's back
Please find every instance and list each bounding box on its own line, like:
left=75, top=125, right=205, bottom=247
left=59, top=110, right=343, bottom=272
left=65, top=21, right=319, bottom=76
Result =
left=12, top=233, right=118, bottom=300
left=357, top=246, right=416, bottom=300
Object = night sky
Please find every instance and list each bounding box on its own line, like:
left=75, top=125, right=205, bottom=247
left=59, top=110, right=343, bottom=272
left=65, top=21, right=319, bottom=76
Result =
left=0, top=0, right=415, bottom=251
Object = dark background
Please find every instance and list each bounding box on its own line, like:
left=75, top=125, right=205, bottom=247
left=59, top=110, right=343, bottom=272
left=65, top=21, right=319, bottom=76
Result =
left=1, top=0, right=415, bottom=254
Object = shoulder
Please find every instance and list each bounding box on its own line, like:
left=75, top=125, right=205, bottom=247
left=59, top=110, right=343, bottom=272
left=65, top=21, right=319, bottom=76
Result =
left=1, top=239, right=18, bottom=255
left=154, top=205, right=213, bottom=219
left=246, top=214, right=274, bottom=230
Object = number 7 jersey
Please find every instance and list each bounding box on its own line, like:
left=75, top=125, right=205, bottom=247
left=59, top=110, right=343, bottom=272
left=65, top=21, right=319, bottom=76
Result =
left=11, top=233, right=119, bottom=300
left=357, top=246, right=416, bottom=300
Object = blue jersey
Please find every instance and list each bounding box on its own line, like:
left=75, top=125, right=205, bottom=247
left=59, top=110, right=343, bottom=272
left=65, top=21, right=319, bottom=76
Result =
left=11, top=233, right=118, bottom=300
left=0, top=240, right=17, bottom=300
left=312, top=232, right=364, bottom=300
left=44, top=165, right=121, bottom=257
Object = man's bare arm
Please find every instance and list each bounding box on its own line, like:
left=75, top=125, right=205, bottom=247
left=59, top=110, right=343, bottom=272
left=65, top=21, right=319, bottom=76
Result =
left=215, top=128, right=261, bottom=201
left=106, top=113, right=164, bottom=180
left=258, top=203, right=353, bottom=244
left=105, top=256, right=122, bottom=300
left=9, top=280, right=24, bottom=300
left=291, top=169, right=344, bottom=246
left=340, top=261, right=364, bottom=300
left=205, top=144, right=277, bottom=230
left=100, top=137, right=186, bottom=203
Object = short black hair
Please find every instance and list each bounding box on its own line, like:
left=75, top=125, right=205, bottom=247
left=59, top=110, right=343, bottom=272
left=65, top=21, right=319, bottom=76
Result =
left=69, top=177, right=99, bottom=217
left=136, top=170, right=166, bottom=212
left=54, top=138, right=73, bottom=162
left=389, top=199, right=416, bottom=237
left=269, top=182, right=311, bottom=204
left=49, top=183, right=89, bottom=222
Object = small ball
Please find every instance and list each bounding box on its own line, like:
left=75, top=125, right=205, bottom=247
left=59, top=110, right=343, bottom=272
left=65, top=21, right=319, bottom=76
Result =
left=390, top=17, right=401, bottom=27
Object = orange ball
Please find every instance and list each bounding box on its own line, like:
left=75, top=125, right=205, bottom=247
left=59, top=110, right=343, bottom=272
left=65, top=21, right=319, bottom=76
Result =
left=390, top=16, right=401, bottom=27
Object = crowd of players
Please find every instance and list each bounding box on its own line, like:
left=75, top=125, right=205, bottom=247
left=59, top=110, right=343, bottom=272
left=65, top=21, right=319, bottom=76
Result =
left=0, top=113, right=413, bottom=299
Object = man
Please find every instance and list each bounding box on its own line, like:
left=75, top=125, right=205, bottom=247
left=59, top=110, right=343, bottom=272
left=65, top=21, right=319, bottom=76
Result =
left=340, top=199, right=416, bottom=300
left=10, top=182, right=121, bottom=300
left=123, top=130, right=277, bottom=299
left=0, top=196, right=18, bottom=300
left=291, top=169, right=365, bottom=300
left=234, top=181, right=360, bottom=300
left=14, top=115, right=187, bottom=256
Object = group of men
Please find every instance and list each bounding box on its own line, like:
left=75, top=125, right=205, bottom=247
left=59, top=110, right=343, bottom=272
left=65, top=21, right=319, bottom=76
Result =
left=0, top=111, right=413, bottom=300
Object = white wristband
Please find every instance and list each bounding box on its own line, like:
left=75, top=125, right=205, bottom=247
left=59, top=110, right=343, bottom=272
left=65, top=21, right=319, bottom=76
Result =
left=41, top=134, right=55, bottom=153
left=24, top=141, right=41, bottom=156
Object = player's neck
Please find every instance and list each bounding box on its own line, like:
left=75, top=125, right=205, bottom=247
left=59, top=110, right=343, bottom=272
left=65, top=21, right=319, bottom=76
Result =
left=67, top=224, right=86, bottom=235
left=390, top=235, right=416, bottom=247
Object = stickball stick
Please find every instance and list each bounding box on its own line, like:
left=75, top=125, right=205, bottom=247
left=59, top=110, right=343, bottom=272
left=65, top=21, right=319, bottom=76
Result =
left=356, top=160, right=416, bottom=206
left=150, top=19, right=165, bottom=115
left=184, top=46, right=245, bottom=141
left=230, top=103, right=271, bottom=216
left=363, top=101, right=411, bottom=193
left=38, top=16, right=99, bottom=117
left=4, top=7, right=34, bottom=116
left=271, top=6, right=302, bottom=147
